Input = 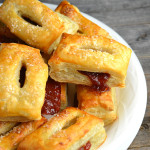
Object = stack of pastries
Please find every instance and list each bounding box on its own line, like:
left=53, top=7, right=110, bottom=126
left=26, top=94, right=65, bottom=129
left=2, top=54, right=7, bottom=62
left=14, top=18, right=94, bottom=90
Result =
left=0, top=0, right=132, bottom=149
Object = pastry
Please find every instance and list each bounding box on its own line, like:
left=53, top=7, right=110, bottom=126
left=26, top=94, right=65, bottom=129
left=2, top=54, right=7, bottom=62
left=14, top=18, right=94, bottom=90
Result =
left=48, top=12, right=79, bottom=53
left=55, top=0, right=111, bottom=38
left=18, top=107, right=106, bottom=150
left=0, top=43, right=48, bottom=121
left=0, top=121, right=18, bottom=135
left=77, top=85, right=117, bottom=126
left=0, top=117, right=47, bottom=150
left=42, top=77, right=67, bottom=115
left=49, top=33, right=132, bottom=88
left=0, top=0, right=64, bottom=54
left=60, top=83, right=68, bottom=111
left=0, top=21, right=24, bottom=44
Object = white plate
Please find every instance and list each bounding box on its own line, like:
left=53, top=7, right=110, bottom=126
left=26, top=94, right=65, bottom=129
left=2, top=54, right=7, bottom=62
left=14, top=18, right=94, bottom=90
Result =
left=46, top=3, right=147, bottom=150
left=0, top=2, right=147, bottom=149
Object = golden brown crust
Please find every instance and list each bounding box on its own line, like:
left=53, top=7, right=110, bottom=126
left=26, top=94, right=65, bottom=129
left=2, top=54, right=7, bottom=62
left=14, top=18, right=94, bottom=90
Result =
left=0, top=121, right=18, bottom=135
left=0, top=43, right=48, bottom=121
left=60, top=83, right=68, bottom=111
left=0, top=21, right=24, bottom=44
left=48, top=12, right=79, bottom=53
left=0, top=117, right=47, bottom=150
left=49, top=33, right=132, bottom=87
left=18, top=107, right=106, bottom=150
left=77, top=86, right=117, bottom=126
left=0, top=0, right=64, bottom=54
left=55, top=1, right=111, bottom=38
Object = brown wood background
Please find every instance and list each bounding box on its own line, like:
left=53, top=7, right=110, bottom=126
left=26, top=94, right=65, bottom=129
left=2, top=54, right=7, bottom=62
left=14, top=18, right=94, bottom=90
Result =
left=0, top=0, right=149, bottom=149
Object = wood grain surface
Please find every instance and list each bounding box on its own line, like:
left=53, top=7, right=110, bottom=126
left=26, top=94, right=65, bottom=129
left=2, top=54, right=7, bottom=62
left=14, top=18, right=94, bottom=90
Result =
left=0, top=0, right=150, bottom=149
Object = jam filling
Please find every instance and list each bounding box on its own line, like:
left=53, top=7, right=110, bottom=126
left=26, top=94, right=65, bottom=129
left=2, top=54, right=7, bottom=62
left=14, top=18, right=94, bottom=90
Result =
left=79, top=71, right=110, bottom=92
left=41, top=77, right=61, bottom=115
left=79, top=141, right=91, bottom=150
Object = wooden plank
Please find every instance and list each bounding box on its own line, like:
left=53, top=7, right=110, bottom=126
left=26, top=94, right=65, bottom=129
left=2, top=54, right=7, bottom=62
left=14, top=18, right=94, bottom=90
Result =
left=40, top=0, right=150, bottom=12
left=136, top=57, right=150, bottom=74
left=129, top=116, right=150, bottom=149
left=144, top=74, right=150, bottom=118
left=129, top=147, right=150, bottom=150
left=39, top=0, right=150, bottom=27
left=113, top=24, right=150, bottom=54
left=129, top=74, right=150, bottom=149
left=89, top=7, right=150, bottom=27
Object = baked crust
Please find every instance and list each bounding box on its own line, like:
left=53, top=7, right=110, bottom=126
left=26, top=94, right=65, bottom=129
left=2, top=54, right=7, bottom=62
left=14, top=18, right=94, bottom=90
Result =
left=49, top=33, right=132, bottom=87
left=0, top=43, right=48, bottom=121
left=55, top=0, right=111, bottom=38
left=77, top=86, right=117, bottom=126
left=0, top=21, right=24, bottom=44
left=0, top=121, right=18, bottom=135
left=0, top=0, right=64, bottom=54
left=60, top=83, right=68, bottom=111
left=18, top=107, right=106, bottom=150
left=0, top=117, right=47, bottom=150
left=48, top=13, right=79, bottom=53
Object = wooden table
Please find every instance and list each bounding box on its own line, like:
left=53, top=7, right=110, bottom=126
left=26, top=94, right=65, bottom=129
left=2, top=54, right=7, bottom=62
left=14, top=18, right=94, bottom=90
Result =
left=0, top=0, right=149, bottom=149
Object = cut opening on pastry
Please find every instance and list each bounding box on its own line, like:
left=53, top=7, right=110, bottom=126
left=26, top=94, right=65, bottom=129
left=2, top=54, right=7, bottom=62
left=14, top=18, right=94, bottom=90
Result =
left=19, top=65, right=27, bottom=88
left=79, top=47, right=114, bottom=54
left=21, top=15, right=42, bottom=27
left=62, top=117, right=78, bottom=130
left=77, top=30, right=83, bottom=34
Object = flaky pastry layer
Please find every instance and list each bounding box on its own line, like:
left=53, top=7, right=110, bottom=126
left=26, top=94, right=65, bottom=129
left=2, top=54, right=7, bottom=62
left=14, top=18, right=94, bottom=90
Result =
left=0, top=121, right=18, bottom=135
left=18, top=107, right=106, bottom=150
left=0, top=117, right=47, bottom=150
left=77, top=86, right=117, bottom=126
left=60, top=83, right=68, bottom=111
left=49, top=33, right=132, bottom=87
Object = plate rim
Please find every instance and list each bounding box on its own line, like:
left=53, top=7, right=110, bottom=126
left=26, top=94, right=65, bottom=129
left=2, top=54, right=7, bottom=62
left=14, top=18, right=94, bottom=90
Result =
left=0, top=2, right=147, bottom=150
left=44, top=3, right=147, bottom=150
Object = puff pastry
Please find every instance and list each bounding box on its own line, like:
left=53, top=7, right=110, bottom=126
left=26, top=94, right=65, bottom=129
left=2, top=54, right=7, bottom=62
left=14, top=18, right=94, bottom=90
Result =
left=0, top=117, right=47, bottom=150
left=55, top=1, right=111, bottom=38
left=0, top=0, right=64, bottom=54
left=0, top=121, right=18, bottom=135
left=0, top=43, right=48, bottom=121
left=0, top=21, right=24, bottom=44
left=49, top=33, right=132, bottom=88
left=48, top=12, right=79, bottom=53
left=42, top=77, right=67, bottom=115
left=77, top=86, right=117, bottom=126
left=60, top=83, right=68, bottom=111
left=18, top=107, right=106, bottom=150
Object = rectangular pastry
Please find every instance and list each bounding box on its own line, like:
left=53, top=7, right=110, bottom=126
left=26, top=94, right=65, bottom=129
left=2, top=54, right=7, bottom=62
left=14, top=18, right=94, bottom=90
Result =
left=55, top=0, right=111, bottom=38
left=18, top=107, right=106, bottom=150
left=0, top=0, right=64, bottom=54
left=0, top=43, right=48, bottom=121
left=42, top=77, right=68, bottom=115
left=0, top=117, right=47, bottom=150
left=49, top=33, right=132, bottom=88
left=77, top=85, right=117, bottom=126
